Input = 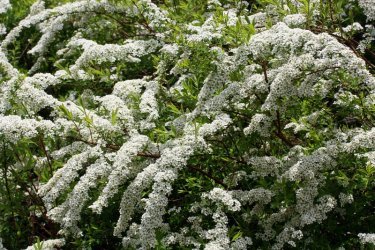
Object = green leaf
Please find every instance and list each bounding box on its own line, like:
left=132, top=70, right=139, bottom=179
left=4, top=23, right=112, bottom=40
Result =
left=59, top=105, right=73, bottom=120
left=111, top=108, right=119, bottom=125
left=167, top=102, right=182, bottom=115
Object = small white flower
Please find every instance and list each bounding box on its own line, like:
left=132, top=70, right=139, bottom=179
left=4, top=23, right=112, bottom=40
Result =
left=0, top=0, right=11, bottom=14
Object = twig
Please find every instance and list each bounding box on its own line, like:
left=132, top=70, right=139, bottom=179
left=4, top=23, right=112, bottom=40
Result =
left=66, top=136, right=229, bottom=187
left=274, top=110, right=297, bottom=147
left=188, top=165, right=228, bottom=188
left=38, top=135, right=53, bottom=175
left=261, top=61, right=269, bottom=84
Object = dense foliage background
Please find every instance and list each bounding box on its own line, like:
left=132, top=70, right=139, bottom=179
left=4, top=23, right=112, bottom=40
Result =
left=0, top=0, right=374, bottom=249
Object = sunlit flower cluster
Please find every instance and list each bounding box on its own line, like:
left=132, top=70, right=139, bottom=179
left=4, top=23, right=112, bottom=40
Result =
left=0, top=0, right=374, bottom=249
left=0, top=0, right=10, bottom=14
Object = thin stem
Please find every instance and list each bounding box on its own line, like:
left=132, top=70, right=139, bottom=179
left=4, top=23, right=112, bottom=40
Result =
left=261, top=61, right=269, bottom=84
left=66, top=136, right=228, bottom=187
left=188, top=165, right=228, bottom=189
left=38, top=135, right=53, bottom=175
left=2, top=141, right=16, bottom=230
left=328, top=0, right=335, bottom=25
left=274, top=110, right=297, bottom=147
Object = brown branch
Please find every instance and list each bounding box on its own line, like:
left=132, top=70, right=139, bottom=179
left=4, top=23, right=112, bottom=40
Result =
left=310, top=27, right=375, bottom=70
left=274, top=110, right=298, bottom=147
left=38, top=135, right=53, bottom=175
left=328, top=0, right=335, bottom=25
left=254, top=93, right=263, bottom=103
left=67, top=137, right=228, bottom=188
left=2, top=142, right=17, bottom=230
left=67, top=136, right=119, bottom=150
left=66, top=136, right=162, bottom=158
left=261, top=61, right=269, bottom=84
left=188, top=165, right=228, bottom=189
left=137, top=152, right=161, bottom=159
left=274, top=131, right=295, bottom=147
left=5, top=155, right=49, bottom=221
left=131, top=0, right=156, bottom=34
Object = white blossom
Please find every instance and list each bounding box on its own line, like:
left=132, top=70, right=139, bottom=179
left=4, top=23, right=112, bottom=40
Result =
left=24, top=239, right=65, bottom=250
left=0, top=24, right=6, bottom=36
left=359, top=0, right=375, bottom=21
left=283, top=14, right=306, bottom=27
left=204, top=188, right=241, bottom=211
left=244, top=114, right=272, bottom=137
left=0, top=238, right=6, bottom=250
left=38, top=145, right=103, bottom=210
left=343, top=22, right=364, bottom=33
left=0, top=115, right=55, bottom=143
left=230, top=236, right=253, bottom=250
left=339, top=193, right=354, bottom=207
left=0, top=0, right=10, bottom=14
left=358, top=233, right=375, bottom=245
left=0, top=0, right=374, bottom=248
left=90, top=134, right=150, bottom=214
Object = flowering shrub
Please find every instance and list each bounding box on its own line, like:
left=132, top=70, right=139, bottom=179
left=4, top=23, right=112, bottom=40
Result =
left=0, top=0, right=374, bottom=249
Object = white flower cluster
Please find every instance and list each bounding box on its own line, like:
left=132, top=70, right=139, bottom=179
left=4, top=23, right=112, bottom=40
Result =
left=198, top=113, right=232, bottom=137
left=38, top=145, right=103, bottom=210
left=0, top=47, right=18, bottom=78
left=339, top=193, right=354, bottom=207
left=47, top=157, right=113, bottom=236
left=244, top=114, right=273, bottom=137
left=136, top=0, right=170, bottom=30
left=0, top=0, right=374, bottom=249
left=0, top=24, right=6, bottom=36
left=358, top=233, right=375, bottom=245
left=359, top=0, right=375, bottom=21
left=358, top=24, right=375, bottom=53
left=90, top=134, right=150, bottom=214
left=232, top=188, right=274, bottom=206
left=342, top=22, right=364, bottom=33
left=24, top=238, right=65, bottom=250
left=204, top=209, right=231, bottom=250
left=283, top=14, right=306, bottom=27
left=0, top=115, right=55, bottom=143
left=67, top=38, right=160, bottom=78
left=0, top=238, right=5, bottom=250
left=1, top=0, right=121, bottom=52
left=204, top=188, right=241, bottom=211
left=0, top=0, right=10, bottom=14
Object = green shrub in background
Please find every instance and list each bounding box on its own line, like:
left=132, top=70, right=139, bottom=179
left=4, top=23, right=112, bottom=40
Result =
left=0, top=0, right=374, bottom=249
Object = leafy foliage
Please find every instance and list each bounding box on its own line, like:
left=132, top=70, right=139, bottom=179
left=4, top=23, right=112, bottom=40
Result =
left=0, top=0, right=374, bottom=249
